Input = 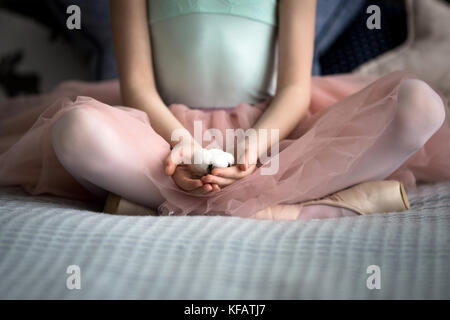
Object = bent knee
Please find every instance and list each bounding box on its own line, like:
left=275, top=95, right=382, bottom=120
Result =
left=396, top=79, right=445, bottom=130
left=51, top=106, right=100, bottom=164
left=395, top=79, right=445, bottom=147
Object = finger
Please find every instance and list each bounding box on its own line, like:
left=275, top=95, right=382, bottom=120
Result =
left=239, top=149, right=255, bottom=171
left=212, top=184, right=221, bottom=191
left=167, top=145, right=187, bottom=167
left=238, top=150, right=248, bottom=171
left=239, top=162, right=247, bottom=171
left=201, top=174, right=235, bottom=187
left=202, top=183, right=213, bottom=192
left=180, top=177, right=203, bottom=191
left=189, top=184, right=214, bottom=195
left=187, top=183, right=213, bottom=194
left=174, top=170, right=203, bottom=191
left=211, top=166, right=246, bottom=179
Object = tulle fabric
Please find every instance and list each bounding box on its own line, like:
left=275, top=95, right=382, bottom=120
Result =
left=1, top=71, right=450, bottom=218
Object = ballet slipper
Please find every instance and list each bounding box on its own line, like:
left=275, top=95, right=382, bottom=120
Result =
left=104, top=180, right=410, bottom=218
left=301, top=180, right=410, bottom=215
left=254, top=204, right=304, bottom=220
left=103, top=192, right=158, bottom=216
left=254, top=180, right=410, bottom=220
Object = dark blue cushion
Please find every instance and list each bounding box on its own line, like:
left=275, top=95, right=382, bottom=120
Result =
left=319, top=0, right=408, bottom=75
left=313, top=0, right=366, bottom=75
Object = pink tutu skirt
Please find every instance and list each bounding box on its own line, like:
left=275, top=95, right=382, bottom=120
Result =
left=1, top=71, right=450, bottom=218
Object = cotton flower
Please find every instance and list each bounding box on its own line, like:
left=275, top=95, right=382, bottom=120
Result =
left=192, top=148, right=234, bottom=176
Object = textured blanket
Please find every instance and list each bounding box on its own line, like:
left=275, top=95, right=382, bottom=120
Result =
left=1, top=182, right=449, bottom=299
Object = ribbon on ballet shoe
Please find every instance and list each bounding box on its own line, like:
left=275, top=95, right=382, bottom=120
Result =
left=103, top=193, right=158, bottom=216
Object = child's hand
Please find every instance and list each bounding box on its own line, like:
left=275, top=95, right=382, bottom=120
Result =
left=172, top=164, right=220, bottom=194
left=164, top=141, right=220, bottom=194
left=201, top=138, right=258, bottom=187
left=201, top=164, right=256, bottom=187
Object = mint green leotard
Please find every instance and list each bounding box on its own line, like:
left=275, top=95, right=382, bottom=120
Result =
left=147, top=0, right=279, bottom=109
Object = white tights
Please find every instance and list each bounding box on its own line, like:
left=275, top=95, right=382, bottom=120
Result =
left=50, top=79, right=445, bottom=217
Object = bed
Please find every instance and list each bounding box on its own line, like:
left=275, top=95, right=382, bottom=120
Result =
left=1, top=182, right=449, bottom=299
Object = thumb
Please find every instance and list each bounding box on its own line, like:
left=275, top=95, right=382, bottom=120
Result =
left=238, top=152, right=248, bottom=171
left=165, top=156, right=177, bottom=176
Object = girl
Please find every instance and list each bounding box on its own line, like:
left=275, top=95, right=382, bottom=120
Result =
left=1, top=0, right=450, bottom=219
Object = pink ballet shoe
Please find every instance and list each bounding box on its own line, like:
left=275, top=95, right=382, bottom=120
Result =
left=103, top=193, right=157, bottom=216
left=254, top=180, right=410, bottom=220
left=302, top=180, right=410, bottom=215
left=104, top=180, right=410, bottom=218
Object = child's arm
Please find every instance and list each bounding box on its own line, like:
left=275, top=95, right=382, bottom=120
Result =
left=110, top=0, right=191, bottom=148
left=206, top=0, right=316, bottom=186
left=110, top=0, right=213, bottom=192
left=251, top=0, right=316, bottom=160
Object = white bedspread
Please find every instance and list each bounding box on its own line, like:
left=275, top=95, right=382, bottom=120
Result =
left=1, top=182, right=449, bottom=299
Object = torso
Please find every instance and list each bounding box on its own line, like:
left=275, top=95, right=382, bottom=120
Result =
left=147, top=0, right=279, bottom=109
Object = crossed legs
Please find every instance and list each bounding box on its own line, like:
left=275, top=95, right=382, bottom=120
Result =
left=50, top=79, right=445, bottom=217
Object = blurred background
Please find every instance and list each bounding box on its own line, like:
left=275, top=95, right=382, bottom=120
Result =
left=0, top=0, right=448, bottom=99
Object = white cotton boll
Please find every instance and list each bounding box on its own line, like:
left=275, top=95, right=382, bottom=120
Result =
left=192, top=148, right=212, bottom=175
left=192, top=148, right=235, bottom=176
left=223, top=152, right=235, bottom=166
left=209, top=149, right=234, bottom=169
